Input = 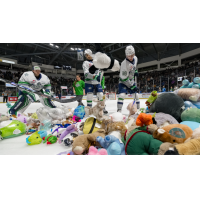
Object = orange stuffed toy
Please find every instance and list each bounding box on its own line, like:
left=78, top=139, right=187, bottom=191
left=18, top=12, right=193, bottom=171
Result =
left=136, top=113, right=154, bottom=127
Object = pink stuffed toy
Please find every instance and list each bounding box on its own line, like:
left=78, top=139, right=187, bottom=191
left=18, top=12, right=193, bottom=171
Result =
left=72, top=115, right=81, bottom=122
left=88, top=146, right=108, bottom=155
left=17, top=114, right=28, bottom=123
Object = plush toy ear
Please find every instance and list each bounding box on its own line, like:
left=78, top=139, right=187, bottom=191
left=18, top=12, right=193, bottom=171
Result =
left=158, top=129, right=165, bottom=134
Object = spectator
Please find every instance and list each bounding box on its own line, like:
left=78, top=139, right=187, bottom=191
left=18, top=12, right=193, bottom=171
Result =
left=162, top=86, right=166, bottom=92
left=170, top=86, right=174, bottom=92
left=57, top=91, right=61, bottom=100
left=2, top=90, right=8, bottom=103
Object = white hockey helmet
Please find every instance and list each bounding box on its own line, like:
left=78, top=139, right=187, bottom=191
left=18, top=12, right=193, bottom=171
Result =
left=84, top=49, right=93, bottom=57
left=125, top=45, right=135, bottom=56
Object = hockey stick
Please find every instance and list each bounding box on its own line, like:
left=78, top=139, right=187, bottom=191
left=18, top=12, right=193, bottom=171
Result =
left=0, top=78, right=83, bottom=103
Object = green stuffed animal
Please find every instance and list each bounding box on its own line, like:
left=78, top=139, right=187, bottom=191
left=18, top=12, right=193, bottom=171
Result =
left=181, top=108, right=200, bottom=123
left=122, top=124, right=163, bottom=155
left=145, top=91, right=158, bottom=109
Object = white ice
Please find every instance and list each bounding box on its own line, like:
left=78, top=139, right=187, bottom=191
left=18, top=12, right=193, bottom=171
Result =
left=0, top=99, right=147, bottom=155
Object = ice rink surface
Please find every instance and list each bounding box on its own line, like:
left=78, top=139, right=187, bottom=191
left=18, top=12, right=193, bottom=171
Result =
left=0, top=99, right=147, bottom=155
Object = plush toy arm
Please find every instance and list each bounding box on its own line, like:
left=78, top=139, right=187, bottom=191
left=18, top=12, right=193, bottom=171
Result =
left=105, top=135, right=118, bottom=144
left=96, top=136, right=106, bottom=148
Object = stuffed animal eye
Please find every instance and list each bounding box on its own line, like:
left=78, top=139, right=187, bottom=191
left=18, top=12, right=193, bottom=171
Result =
left=173, top=140, right=176, bottom=142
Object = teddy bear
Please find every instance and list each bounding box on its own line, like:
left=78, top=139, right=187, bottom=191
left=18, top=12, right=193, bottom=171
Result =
left=72, top=129, right=106, bottom=155
left=153, top=124, right=193, bottom=144
left=101, top=119, right=127, bottom=137
left=158, top=137, right=200, bottom=155
left=127, top=101, right=137, bottom=117
left=84, top=99, right=106, bottom=121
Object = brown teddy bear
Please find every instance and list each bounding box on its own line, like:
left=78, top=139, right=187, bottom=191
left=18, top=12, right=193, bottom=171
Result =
left=72, top=129, right=106, bottom=155
left=158, top=137, right=200, bottom=155
left=127, top=101, right=137, bottom=117
left=84, top=99, right=106, bottom=121
left=101, top=119, right=127, bottom=137
left=153, top=124, right=193, bottom=144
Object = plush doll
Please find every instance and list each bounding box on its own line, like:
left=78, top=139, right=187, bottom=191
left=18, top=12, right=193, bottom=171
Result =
left=72, top=129, right=106, bottom=155
left=145, top=91, right=158, bottom=109
left=180, top=79, right=190, bottom=88
left=158, top=137, right=200, bottom=155
left=58, top=124, right=78, bottom=144
left=109, top=112, right=126, bottom=123
left=43, top=134, right=58, bottom=145
left=85, top=99, right=106, bottom=121
left=136, top=113, right=155, bottom=127
left=96, top=134, right=125, bottom=155
left=88, top=146, right=108, bottom=155
left=150, top=93, right=185, bottom=122
left=26, top=132, right=43, bottom=145
left=127, top=101, right=137, bottom=117
left=101, top=119, right=127, bottom=137
left=174, top=88, right=200, bottom=102
left=93, top=52, right=120, bottom=72
left=181, top=108, right=200, bottom=123
left=153, top=124, right=193, bottom=144
left=184, top=101, right=197, bottom=110
left=60, top=132, right=79, bottom=147
left=192, top=127, right=200, bottom=139
left=17, top=114, right=28, bottom=123
left=73, top=105, right=85, bottom=119
left=123, top=125, right=162, bottom=155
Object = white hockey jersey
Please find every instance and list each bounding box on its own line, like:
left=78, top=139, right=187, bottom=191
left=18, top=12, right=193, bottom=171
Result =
left=18, top=71, right=51, bottom=91
left=119, top=56, right=138, bottom=88
left=83, top=60, right=100, bottom=85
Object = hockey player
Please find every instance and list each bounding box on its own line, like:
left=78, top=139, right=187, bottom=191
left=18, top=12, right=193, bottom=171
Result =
left=9, top=66, right=56, bottom=117
left=117, top=45, right=139, bottom=112
left=83, top=49, right=104, bottom=109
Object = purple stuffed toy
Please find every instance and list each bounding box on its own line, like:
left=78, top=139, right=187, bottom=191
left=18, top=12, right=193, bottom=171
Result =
left=58, top=124, right=78, bottom=144
left=17, top=114, right=28, bottom=124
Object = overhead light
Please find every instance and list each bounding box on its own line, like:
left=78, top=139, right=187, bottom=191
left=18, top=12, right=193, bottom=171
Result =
left=75, top=48, right=77, bottom=50
left=0, top=60, right=15, bottom=64
left=50, top=43, right=54, bottom=46
left=78, top=48, right=81, bottom=50
left=71, top=48, right=74, bottom=50
left=55, top=45, right=59, bottom=48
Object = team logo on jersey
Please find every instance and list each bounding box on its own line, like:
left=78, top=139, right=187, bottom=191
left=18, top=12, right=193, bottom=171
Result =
left=122, top=71, right=127, bottom=76
left=25, top=73, right=29, bottom=76
left=76, top=83, right=80, bottom=87
left=32, top=80, right=36, bottom=83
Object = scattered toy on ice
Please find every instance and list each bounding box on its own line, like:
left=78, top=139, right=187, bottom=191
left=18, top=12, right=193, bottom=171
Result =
left=26, top=132, right=43, bottom=145
left=145, top=91, right=158, bottom=109
left=109, top=112, right=126, bottom=123
left=127, top=101, right=137, bottom=117
left=0, top=120, right=27, bottom=139
left=73, top=105, right=85, bottom=119
left=43, top=134, right=58, bottom=145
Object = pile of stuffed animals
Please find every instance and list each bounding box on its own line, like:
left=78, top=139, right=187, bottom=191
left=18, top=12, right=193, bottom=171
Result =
left=2, top=77, right=200, bottom=155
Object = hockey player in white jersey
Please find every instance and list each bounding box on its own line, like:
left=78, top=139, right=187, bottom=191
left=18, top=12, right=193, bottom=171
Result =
left=9, top=66, right=56, bottom=117
left=117, top=45, right=140, bottom=112
left=83, top=49, right=105, bottom=109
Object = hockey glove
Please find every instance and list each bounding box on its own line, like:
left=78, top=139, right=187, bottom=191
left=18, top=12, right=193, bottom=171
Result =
left=43, top=89, right=54, bottom=97
left=134, top=70, right=139, bottom=77
left=94, top=74, right=101, bottom=82
left=130, top=85, right=139, bottom=93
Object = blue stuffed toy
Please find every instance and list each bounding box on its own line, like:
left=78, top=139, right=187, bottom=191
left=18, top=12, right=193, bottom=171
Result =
left=181, top=77, right=200, bottom=89
left=73, top=105, right=85, bottom=119
left=96, top=135, right=125, bottom=155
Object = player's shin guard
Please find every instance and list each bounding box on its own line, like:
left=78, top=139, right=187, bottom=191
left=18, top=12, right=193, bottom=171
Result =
left=97, top=92, right=103, bottom=101
left=132, top=93, right=140, bottom=109
left=39, top=97, right=56, bottom=109
left=87, top=92, right=93, bottom=107
left=117, top=93, right=126, bottom=112
left=9, top=93, right=32, bottom=116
